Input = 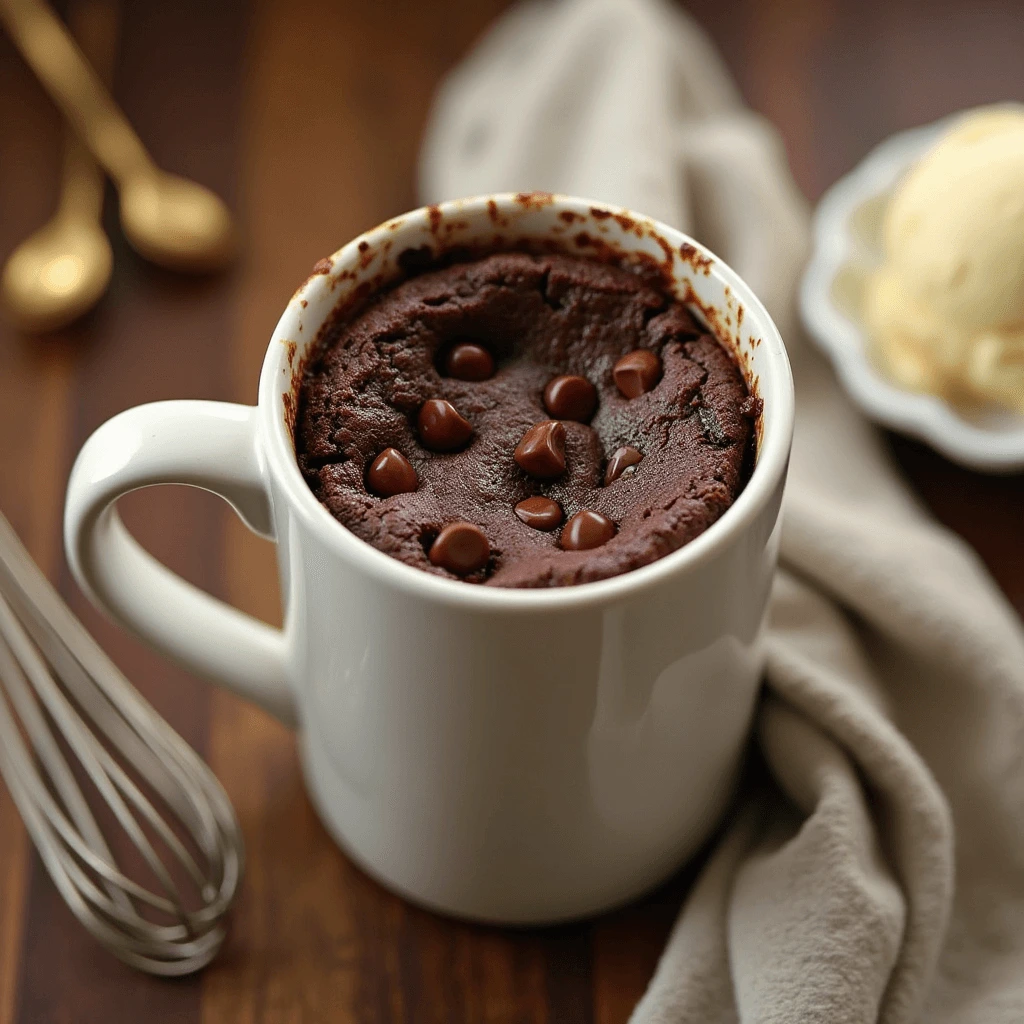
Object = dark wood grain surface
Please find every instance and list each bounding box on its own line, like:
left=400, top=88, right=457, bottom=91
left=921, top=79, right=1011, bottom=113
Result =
left=0, top=1, right=1021, bottom=1021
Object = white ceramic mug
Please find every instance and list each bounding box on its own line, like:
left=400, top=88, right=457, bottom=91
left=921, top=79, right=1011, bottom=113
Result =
left=64, top=194, right=793, bottom=924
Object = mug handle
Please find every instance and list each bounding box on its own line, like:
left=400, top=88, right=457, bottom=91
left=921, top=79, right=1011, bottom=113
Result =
left=64, top=400, right=296, bottom=725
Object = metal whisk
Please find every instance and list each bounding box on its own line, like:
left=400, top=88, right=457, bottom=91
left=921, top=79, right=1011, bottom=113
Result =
left=0, top=512, right=243, bottom=975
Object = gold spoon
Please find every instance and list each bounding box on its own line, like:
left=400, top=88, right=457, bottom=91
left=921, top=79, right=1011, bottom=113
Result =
left=1, top=0, right=116, bottom=333
left=0, top=0, right=237, bottom=275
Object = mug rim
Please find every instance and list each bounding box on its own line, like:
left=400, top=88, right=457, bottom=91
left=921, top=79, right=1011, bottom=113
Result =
left=258, top=193, right=794, bottom=612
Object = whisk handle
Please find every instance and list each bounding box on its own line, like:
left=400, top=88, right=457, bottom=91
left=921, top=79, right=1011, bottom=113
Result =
left=64, top=400, right=296, bottom=725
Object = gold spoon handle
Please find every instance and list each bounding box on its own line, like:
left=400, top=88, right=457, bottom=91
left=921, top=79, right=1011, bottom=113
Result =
left=59, top=0, right=118, bottom=222
left=0, top=0, right=152, bottom=185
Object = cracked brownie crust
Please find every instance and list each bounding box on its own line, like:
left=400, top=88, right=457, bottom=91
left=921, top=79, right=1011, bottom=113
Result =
left=295, top=252, right=755, bottom=587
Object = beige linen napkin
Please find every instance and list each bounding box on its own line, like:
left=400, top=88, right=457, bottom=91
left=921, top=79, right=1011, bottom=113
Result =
left=420, top=2, right=1024, bottom=1021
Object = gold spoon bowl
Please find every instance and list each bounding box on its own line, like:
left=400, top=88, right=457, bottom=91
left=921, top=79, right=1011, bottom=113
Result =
left=1, top=0, right=117, bottom=333
left=1, top=214, right=112, bottom=333
left=120, top=171, right=236, bottom=274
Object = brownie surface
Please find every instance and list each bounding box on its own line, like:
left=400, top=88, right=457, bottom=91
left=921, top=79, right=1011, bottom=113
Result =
left=295, top=252, right=754, bottom=587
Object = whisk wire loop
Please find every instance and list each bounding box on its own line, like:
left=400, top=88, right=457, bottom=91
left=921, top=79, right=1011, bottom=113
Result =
left=0, top=512, right=243, bottom=975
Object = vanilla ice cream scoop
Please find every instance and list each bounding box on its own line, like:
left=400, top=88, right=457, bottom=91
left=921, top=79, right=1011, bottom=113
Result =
left=865, top=106, right=1024, bottom=414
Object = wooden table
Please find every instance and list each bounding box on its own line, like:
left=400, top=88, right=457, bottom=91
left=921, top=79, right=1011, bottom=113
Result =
left=1, top=1, right=1021, bottom=1020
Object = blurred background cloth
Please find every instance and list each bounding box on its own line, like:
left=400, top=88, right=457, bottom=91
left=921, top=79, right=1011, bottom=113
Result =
left=422, top=1, right=1024, bottom=1021
left=0, top=1, right=1022, bottom=1022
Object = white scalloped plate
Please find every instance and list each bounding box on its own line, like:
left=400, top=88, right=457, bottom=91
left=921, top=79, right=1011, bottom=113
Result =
left=799, top=112, right=1024, bottom=473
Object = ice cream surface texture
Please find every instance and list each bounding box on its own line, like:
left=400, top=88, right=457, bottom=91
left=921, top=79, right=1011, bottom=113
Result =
left=865, top=106, right=1024, bottom=414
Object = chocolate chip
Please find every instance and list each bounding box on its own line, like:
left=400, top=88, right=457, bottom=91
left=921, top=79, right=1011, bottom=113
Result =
left=445, top=342, right=495, bottom=381
left=514, top=496, right=563, bottom=531
left=514, top=420, right=566, bottom=479
left=428, top=522, right=490, bottom=575
left=613, top=349, right=661, bottom=398
left=604, top=446, right=643, bottom=485
left=543, top=375, right=597, bottom=422
left=366, top=448, right=417, bottom=496
left=560, top=509, right=616, bottom=550
left=417, top=398, right=473, bottom=452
